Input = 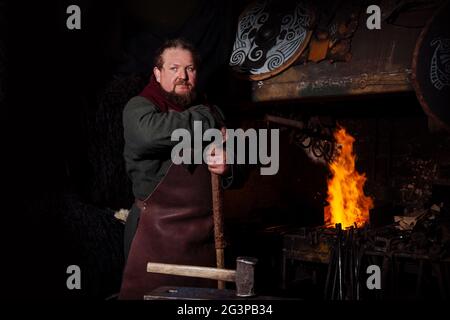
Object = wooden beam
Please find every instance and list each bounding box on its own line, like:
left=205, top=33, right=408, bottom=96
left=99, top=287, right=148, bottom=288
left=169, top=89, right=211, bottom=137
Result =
left=251, top=8, right=434, bottom=102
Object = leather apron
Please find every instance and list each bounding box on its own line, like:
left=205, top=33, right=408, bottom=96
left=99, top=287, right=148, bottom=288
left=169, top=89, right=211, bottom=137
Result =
left=119, top=163, right=216, bottom=300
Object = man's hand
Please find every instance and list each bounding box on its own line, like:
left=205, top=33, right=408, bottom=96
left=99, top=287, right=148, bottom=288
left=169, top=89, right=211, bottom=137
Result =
left=206, top=127, right=230, bottom=176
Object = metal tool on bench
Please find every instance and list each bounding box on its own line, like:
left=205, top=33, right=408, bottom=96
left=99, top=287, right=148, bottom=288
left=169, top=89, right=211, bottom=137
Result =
left=147, top=257, right=258, bottom=297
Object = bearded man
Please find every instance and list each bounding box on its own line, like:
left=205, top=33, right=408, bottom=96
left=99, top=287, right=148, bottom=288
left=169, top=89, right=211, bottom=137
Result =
left=119, top=39, right=234, bottom=299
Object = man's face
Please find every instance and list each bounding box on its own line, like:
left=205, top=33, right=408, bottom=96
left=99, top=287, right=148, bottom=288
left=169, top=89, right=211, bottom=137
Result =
left=154, top=48, right=197, bottom=96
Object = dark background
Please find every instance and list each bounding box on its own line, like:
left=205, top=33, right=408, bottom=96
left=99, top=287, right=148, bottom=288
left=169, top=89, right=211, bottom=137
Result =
left=4, top=0, right=247, bottom=299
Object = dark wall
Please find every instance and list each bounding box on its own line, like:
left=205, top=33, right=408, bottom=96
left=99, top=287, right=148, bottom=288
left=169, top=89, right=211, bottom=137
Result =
left=5, top=0, right=243, bottom=299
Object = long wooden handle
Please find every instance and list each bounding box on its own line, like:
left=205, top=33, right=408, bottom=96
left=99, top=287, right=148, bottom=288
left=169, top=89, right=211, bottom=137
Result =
left=147, top=262, right=236, bottom=282
left=211, top=173, right=225, bottom=289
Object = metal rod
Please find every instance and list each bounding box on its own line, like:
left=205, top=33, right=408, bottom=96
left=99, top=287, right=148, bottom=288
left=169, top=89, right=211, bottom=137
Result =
left=324, top=241, right=336, bottom=299
left=337, top=223, right=343, bottom=300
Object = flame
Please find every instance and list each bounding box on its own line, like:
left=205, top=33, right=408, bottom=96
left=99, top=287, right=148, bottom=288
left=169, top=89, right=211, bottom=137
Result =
left=324, top=127, right=373, bottom=228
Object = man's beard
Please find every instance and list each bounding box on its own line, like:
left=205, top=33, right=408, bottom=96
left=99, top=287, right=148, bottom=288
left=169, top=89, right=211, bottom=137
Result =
left=163, top=83, right=197, bottom=108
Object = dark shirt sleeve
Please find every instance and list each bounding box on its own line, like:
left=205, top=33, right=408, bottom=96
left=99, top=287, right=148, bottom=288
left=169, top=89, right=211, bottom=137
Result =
left=221, top=162, right=247, bottom=190
left=220, top=143, right=246, bottom=190
left=123, top=96, right=220, bottom=157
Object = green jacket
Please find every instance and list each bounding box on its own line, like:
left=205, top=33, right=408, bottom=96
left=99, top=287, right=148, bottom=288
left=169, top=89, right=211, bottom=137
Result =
left=123, top=96, right=233, bottom=200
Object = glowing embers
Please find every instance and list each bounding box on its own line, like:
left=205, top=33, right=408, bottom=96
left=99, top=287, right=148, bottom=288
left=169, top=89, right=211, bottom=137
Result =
left=325, top=127, right=373, bottom=228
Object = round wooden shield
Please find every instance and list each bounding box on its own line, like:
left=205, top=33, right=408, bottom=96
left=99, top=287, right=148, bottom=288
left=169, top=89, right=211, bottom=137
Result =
left=229, top=0, right=314, bottom=81
left=412, top=1, right=450, bottom=131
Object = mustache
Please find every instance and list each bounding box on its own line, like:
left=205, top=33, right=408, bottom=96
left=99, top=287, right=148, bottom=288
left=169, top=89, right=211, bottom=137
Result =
left=174, top=79, right=191, bottom=86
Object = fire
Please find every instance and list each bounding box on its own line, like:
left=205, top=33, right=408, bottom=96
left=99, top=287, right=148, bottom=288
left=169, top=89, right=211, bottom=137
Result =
left=324, top=127, right=373, bottom=228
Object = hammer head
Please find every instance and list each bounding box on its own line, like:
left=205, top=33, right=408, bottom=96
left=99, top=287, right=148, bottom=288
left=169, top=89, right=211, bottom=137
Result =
left=235, top=257, right=258, bottom=297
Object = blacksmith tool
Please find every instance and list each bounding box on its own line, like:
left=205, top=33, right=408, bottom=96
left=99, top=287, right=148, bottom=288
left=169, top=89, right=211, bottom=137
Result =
left=337, top=223, right=343, bottom=300
left=211, top=173, right=226, bottom=289
left=147, top=257, right=258, bottom=297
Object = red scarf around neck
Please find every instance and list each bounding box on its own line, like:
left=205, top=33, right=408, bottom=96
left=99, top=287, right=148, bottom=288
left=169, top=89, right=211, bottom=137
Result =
left=139, top=75, right=186, bottom=113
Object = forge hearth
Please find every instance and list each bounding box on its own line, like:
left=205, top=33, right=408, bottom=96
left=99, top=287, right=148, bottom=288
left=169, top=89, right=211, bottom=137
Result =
left=281, top=205, right=450, bottom=300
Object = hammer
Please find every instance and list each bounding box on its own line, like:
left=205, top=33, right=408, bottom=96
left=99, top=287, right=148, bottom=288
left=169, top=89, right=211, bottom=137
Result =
left=147, top=257, right=258, bottom=297
left=211, top=173, right=225, bottom=289
left=210, top=127, right=228, bottom=289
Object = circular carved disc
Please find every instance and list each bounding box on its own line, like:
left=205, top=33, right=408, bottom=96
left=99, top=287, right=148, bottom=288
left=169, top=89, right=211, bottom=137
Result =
left=229, top=0, right=314, bottom=81
left=412, top=2, right=450, bottom=131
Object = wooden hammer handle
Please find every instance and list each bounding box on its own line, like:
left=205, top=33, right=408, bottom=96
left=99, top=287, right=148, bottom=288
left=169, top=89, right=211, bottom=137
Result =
left=211, top=173, right=226, bottom=289
left=147, top=262, right=236, bottom=282
left=211, top=173, right=225, bottom=250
